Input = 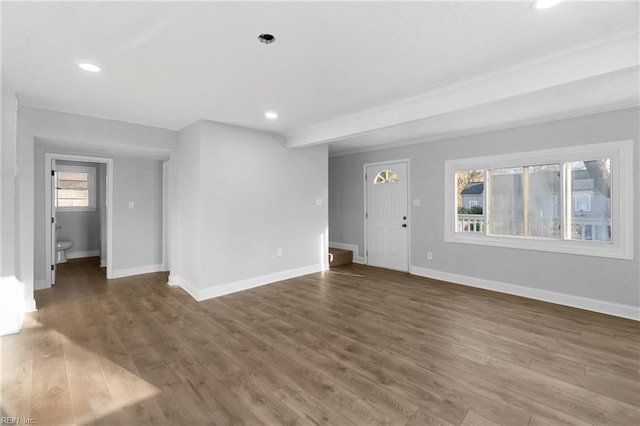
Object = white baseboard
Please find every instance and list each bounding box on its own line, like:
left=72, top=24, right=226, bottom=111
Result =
left=168, top=275, right=200, bottom=301
left=109, top=264, right=165, bottom=279
left=100, top=257, right=106, bottom=267
left=329, top=241, right=365, bottom=264
left=25, top=298, right=37, bottom=312
left=410, top=265, right=640, bottom=321
left=199, top=264, right=324, bottom=301
left=169, top=264, right=324, bottom=302
left=67, top=249, right=100, bottom=259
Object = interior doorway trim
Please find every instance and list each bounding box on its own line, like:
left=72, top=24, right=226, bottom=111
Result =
left=162, top=160, right=170, bottom=271
left=44, top=153, right=114, bottom=286
left=363, top=158, right=411, bottom=271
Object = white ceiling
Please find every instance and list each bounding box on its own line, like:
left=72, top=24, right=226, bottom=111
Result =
left=2, top=1, right=639, bottom=155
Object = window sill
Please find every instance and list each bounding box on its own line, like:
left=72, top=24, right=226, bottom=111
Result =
left=445, top=231, right=632, bottom=260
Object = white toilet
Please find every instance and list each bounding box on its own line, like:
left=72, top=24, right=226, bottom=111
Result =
left=56, top=241, right=73, bottom=264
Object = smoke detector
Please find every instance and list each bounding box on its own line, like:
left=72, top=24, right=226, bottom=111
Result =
left=258, top=34, right=276, bottom=45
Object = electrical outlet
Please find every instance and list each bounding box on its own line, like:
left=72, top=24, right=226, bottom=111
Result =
left=427, top=251, right=433, bottom=260
left=277, top=248, right=283, bottom=257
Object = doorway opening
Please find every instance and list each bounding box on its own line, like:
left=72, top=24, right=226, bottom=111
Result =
left=364, top=160, right=410, bottom=272
left=45, top=153, right=113, bottom=287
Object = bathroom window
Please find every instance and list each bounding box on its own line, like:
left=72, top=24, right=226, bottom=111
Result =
left=56, top=165, right=96, bottom=211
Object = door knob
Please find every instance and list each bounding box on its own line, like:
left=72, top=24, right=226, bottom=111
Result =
left=402, top=224, right=407, bottom=228
left=403, top=216, right=407, bottom=220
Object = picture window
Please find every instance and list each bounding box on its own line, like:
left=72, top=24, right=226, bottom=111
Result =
left=444, top=140, right=632, bottom=259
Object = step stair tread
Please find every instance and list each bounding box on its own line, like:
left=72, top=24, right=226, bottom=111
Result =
left=328, top=247, right=353, bottom=267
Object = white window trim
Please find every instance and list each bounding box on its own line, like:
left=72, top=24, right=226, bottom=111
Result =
left=56, top=165, right=97, bottom=212
left=444, top=140, right=633, bottom=260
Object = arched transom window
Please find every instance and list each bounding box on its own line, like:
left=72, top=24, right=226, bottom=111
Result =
left=374, top=169, right=399, bottom=184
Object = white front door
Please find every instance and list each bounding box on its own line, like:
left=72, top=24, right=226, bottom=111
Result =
left=366, top=162, right=408, bottom=271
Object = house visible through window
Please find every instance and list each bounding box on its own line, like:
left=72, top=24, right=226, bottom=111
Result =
left=574, top=192, right=592, bottom=212
left=444, top=140, right=632, bottom=259
left=56, top=165, right=96, bottom=211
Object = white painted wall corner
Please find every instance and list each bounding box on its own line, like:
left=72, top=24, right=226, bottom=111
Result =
left=168, top=275, right=200, bottom=301
left=25, top=298, right=37, bottom=312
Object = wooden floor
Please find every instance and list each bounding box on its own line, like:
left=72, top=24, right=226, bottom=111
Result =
left=1, top=258, right=639, bottom=425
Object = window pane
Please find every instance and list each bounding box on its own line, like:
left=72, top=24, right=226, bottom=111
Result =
left=489, top=167, right=523, bottom=236
left=58, top=189, right=89, bottom=199
left=58, top=180, right=88, bottom=190
left=568, top=160, right=611, bottom=242
left=374, top=169, right=398, bottom=184
left=456, top=169, right=484, bottom=232
left=56, top=169, right=91, bottom=209
left=57, top=171, right=87, bottom=182
left=489, top=165, right=560, bottom=238
left=527, top=164, right=561, bottom=238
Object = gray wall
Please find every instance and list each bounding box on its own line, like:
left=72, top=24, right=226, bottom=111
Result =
left=329, top=107, right=639, bottom=308
left=175, top=120, right=328, bottom=293
left=55, top=160, right=103, bottom=258
left=200, top=121, right=328, bottom=287
left=112, top=157, right=164, bottom=270
left=177, top=122, right=202, bottom=289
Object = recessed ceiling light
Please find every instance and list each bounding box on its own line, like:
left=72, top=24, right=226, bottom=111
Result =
left=258, top=34, right=276, bottom=45
left=265, top=111, right=278, bottom=119
left=532, top=0, right=562, bottom=10
left=77, top=62, right=101, bottom=73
